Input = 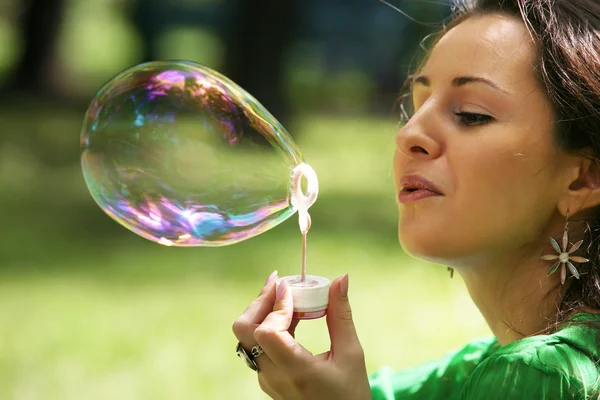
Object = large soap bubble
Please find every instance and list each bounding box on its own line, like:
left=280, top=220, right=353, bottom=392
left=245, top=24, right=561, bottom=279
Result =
left=81, top=60, right=317, bottom=247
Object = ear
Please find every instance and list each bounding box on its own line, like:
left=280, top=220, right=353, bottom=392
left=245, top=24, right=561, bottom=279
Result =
left=558, top=157, right=600, bottom=217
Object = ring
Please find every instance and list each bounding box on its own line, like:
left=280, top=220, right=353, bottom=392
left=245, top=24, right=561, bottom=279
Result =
left=236, top=342, right=264, bottom=372
left=250, top=344, right=264, bottom=358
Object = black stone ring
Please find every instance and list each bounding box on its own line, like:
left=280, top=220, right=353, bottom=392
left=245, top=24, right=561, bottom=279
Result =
left=236, top=342, right=264, bottom=372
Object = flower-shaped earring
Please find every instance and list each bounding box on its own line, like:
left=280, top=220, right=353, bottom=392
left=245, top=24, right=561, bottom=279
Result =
left=540, top=212, right=589, bottom=284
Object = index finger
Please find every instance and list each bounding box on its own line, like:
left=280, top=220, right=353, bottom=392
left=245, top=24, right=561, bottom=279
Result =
left=254, top=279, right=312, bottom=368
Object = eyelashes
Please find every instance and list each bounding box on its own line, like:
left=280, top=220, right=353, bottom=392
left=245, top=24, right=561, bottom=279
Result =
left=401, top=109, right=495, bottom=127
left=401, top=93, right=495, bottom=127
left=453, top=111, right=494, bottom=127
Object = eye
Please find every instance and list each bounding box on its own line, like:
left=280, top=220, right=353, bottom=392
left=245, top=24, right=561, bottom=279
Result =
left=454, top=112, right=494, bottom=126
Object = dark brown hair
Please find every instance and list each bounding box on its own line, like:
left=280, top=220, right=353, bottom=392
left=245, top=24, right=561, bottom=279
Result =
left=404, top=0, right=600, bottom=334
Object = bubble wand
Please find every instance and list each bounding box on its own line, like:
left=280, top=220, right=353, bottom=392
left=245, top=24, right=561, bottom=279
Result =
left=291, top=163, right=318, bottom=282
left=276, top=163, right=331, bottom=320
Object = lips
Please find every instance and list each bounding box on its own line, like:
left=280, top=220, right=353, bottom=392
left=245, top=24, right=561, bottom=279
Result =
left=398, top=174, right=443, bottom=204
left=399, top=175, right=443, bottom=195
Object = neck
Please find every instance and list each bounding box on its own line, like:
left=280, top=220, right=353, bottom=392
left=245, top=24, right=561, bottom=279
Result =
left=453, top=216, right=586, bottom=346
left=458, top=250, right=566, bottom=346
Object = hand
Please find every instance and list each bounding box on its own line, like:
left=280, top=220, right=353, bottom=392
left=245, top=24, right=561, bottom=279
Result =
left=232, top=272, right=371, bottom=400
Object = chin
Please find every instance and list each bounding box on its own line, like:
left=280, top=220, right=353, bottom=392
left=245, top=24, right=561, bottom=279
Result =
left=398, top=222, right=457, bottom=264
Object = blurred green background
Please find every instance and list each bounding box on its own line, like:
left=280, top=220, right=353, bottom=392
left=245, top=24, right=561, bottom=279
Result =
left=0, top=0, right=490, bottom=399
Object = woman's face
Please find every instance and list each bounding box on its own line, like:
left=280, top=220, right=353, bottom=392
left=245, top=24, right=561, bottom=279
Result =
left=393, top=14, right=579, bottom=265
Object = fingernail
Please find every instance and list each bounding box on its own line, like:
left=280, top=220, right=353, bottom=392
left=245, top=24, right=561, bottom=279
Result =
left=276, top=278, right=287, bottom=301
left=264, top=270, right=278, bottom=286
left=340, top=274, right=349, bottom=298
left=340, top=274, right=348, bottom=298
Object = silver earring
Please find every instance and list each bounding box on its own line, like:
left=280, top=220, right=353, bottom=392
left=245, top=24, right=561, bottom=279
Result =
left=541, top=211, right=589, bottom=284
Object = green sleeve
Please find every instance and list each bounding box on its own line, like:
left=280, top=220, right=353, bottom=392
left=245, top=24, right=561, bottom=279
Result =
left=458, top=342, right=600, bottom=399
left=369, top=337, right=498, bottom=400
left=457, top=354, right=576, bottom=399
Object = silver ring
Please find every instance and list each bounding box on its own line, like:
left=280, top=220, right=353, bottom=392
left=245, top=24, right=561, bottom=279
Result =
left=236, top=342, right=264, bottom=372
left=250, top=344, right=264, bottom=358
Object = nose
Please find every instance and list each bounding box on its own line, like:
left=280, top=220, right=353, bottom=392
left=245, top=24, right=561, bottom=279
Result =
left=395, top=104, right=442, bottom=160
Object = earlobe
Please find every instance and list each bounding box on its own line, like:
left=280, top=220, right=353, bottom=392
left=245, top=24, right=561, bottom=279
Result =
left=569, top=188, right=600, bottom=215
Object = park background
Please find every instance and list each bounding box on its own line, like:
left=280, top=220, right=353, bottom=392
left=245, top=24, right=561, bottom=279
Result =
left=0, top=0, right=492, bottom=399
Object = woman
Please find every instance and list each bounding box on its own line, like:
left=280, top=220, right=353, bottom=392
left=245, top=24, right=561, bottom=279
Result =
left=232, top=0, right=600, bottom=398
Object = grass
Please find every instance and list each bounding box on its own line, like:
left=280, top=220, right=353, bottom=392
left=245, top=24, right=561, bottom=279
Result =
left=0, top=110, right=490, bottom=399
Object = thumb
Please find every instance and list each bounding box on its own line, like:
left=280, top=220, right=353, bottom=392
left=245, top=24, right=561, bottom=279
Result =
left=326, top=274, right=362, bottom=361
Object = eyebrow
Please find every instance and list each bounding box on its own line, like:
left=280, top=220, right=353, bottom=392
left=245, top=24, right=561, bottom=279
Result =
left=413, top=75, right=512, bottom=95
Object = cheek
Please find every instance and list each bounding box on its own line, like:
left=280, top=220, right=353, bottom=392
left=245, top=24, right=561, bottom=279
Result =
left=398, top=138, right=560, bottom=261
left=452, top=142, right=560, bottom=247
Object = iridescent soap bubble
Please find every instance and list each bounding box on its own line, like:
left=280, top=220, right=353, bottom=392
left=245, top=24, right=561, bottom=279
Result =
left=81, top=60, right=316, bottom=246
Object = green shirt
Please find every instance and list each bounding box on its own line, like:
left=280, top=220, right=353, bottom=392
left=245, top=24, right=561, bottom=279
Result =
left=369, top=313, right=600, bottom=399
